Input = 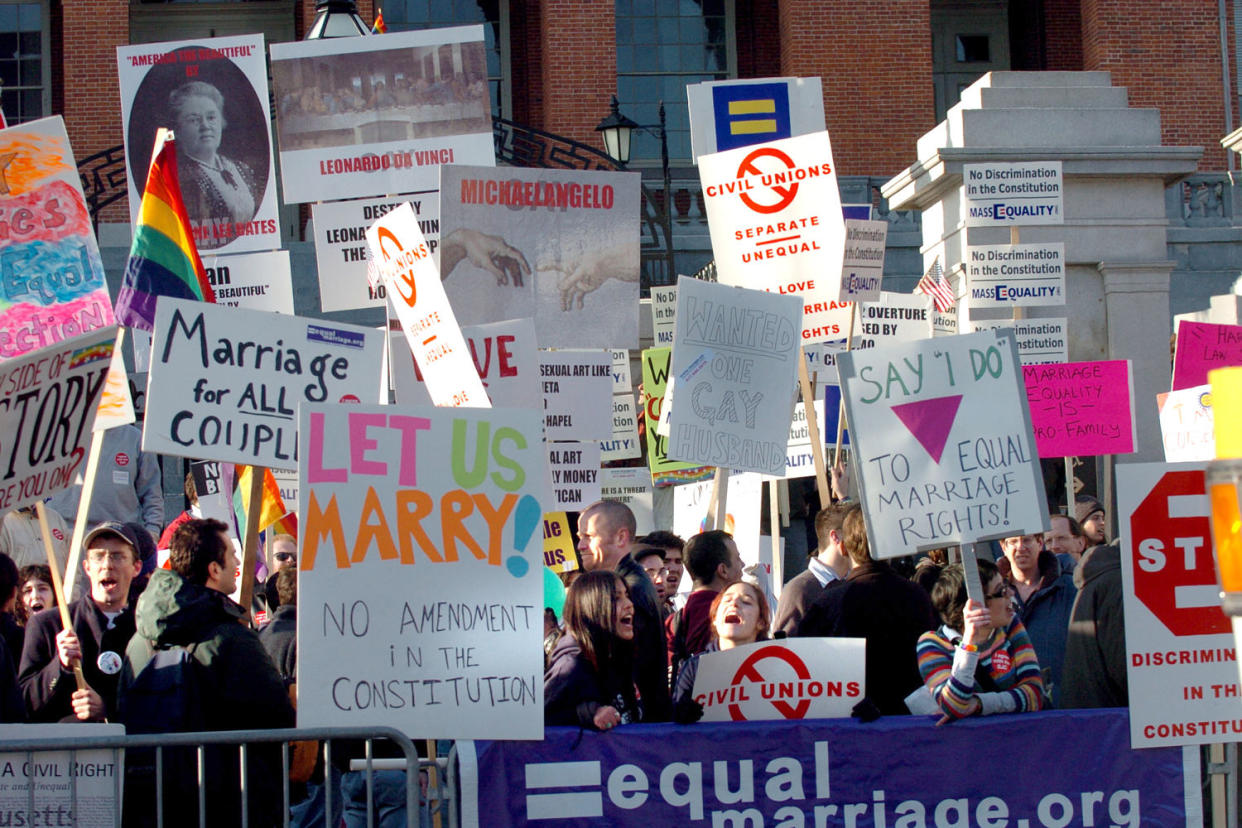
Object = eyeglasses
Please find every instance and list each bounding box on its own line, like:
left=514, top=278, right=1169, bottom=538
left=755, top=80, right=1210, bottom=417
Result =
left=985, top=584, right=1013, bottom=601
left=274, top=552, right=296, bottom=563
left=87, top=550, right=131, bottom=564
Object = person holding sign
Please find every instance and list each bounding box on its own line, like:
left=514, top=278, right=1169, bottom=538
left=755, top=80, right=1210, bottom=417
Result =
left=545, top=571, right=642, bottom=730
left=671, top=581, right=772, bottom=723
left=914, top=560, right=1045, bottom=721
left=19, top=522, right=142, bottom=722
left=996, top=532, right=1076, bottom=705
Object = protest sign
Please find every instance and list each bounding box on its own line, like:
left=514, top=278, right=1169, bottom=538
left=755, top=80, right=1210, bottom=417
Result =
left=964, top=317, right=1068, bottom=365
left=269, top=26, right=493, bottom=203
left=1158, top=385, right=1214, bottom=462
left=271, top=467, right=297, bottom=505
left=838, top=330, right=1047, bottom=556
left=390, top=318, right=537, bottom=409
left=312, top=195, right=439, bottom=312
left=1022, top=360, right=1135, bottom=457
left=298, top=402, right=544, bottom=739
left=539, top=350, right=612, bottom=441
left=673, top=472, right=762, bottom=564
left=0, top=117, right=114, bottom=361
left=439, top=165, right=641, bottom=349
left=823, top=384, right=849, bottom=447
left=965, top=243, right=1065, bottom=308
left=666, top=278, right=801, bottom=476
left=117, top=35, right=279, bottom=254
left=547, top=441, right=601, bottom=510
left=691, top=638, right=864, bottom=722
left=1119, top=461, right=1239, bottom=748
left=0, top=724, right=123, bottom=828
left=144, top=298, right=384, bottom=465
left=610, top=350, right=632, bottom=393
left=687, top=76, right=826, bottom=159
left=201, top=250, right=294, bottom=313
left=641, top=347, right=714, bottom=486
left=963, top=161, right=1063, bottom=226
left=94, top=337, right=136, bottom=432
left=699, top=131, right=847, bottom=343
left=601, top=394, right=641, bottom=462
left=0, top=328, right=115, bottom=512
left=651, top=284, right=677, bottom=346
left=931, top=304, right=958, bottom=337
left=187, top=459, right=236, bottom=532
left=839, top=219, right=887, bottom=303
left=1211, top=366, right=1242, bottom=458
left=1173, top=320, right=1242, bottom=390
left=763, top=399, right=827, bottom=480
left=462, top=711, right=1197, bottom=828
left=367, top=202, right=488, bottom=408
left=542, top=511, right=577, bottom=573
left=599, top=467, right=655, bottom=535
left=848, top=291, right=934, bottom=349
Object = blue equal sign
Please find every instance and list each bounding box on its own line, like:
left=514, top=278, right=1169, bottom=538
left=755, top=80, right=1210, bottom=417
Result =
left=712, top=82, right=792, bottom=152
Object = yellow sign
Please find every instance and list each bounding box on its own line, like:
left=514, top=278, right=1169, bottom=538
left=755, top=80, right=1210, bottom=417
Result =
left=1210, top=366, right=1242, bottom=458
left=542, top=511, right=578, bottom=573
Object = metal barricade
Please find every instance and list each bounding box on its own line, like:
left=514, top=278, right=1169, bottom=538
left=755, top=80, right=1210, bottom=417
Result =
left=0, top=726, right=450, bottom=828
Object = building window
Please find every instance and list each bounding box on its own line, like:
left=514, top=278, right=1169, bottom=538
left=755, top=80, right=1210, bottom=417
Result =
left=0, top=1, right=46, bottom=124
left=616, top=0, right=735, bottom=164
left=384, top=0, right=509, bottom=118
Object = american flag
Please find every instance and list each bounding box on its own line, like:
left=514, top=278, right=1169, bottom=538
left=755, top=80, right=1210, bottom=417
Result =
left=915, top=256, right=955, bottom=313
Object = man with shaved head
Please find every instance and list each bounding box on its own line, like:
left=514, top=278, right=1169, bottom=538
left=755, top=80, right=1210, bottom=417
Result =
left=577, top=500, right=670, bottom=721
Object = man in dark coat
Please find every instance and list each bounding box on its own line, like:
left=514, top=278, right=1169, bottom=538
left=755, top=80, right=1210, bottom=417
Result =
left=19, top=522, right=142, bottom=722
left=773, top=502, right=852, bottom=636
left=1061, top=540, right=1127, bottom=708
left=798, top=505, right=937, bottom=716
left=119, top=518, right=293, bottom=827
left=258, top=567, right=297, bottom=683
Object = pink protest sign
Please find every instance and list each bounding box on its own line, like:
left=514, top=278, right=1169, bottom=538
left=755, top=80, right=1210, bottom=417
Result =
left=1172, top=320, right=1242, bottom=390
left=1022, top=360, right=1135, bottom=457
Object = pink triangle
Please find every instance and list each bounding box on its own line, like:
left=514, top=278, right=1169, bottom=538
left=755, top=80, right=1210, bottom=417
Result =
left=891, top=395, right=963, bottom=463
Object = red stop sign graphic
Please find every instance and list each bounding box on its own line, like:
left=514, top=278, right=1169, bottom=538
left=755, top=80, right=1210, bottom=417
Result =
left=1130, top=469, right=1230, bottom=636
left=728, top=645, right=812, bottom=721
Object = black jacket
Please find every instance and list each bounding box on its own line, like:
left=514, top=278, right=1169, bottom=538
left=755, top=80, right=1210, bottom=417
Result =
left=1061, top=541, right=1128, bottom=708
left=544, top=633, right=641, bottom=729
left=617, top=553, right=671, bottom=721
left=19, top=595, right=135, bottom=722
left=258, top=604, right=297, bottom=683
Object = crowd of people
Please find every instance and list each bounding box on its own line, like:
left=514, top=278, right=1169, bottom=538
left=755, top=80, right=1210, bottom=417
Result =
left=543, top=492, right=1126, bottom=731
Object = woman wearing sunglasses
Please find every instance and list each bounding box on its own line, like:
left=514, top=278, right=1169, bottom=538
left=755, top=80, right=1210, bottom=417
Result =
left=914, top=559, right=1045, bottom=721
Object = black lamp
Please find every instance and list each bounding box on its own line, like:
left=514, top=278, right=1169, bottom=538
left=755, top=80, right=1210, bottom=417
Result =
left=594, top=95, right=639, bottom=168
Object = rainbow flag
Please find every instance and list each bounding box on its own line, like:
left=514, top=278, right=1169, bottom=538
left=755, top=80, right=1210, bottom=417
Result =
left=232, top=465, right=294, bottom=537
left=371, top=8, right=387, bottom=33
left=115, top=133, right=214, bottom=332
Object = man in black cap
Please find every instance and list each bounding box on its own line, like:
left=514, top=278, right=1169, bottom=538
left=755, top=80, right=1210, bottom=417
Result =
left=18, top=521, right=141, bottom=722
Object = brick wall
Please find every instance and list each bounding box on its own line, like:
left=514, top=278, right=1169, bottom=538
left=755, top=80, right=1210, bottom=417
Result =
left=1043, top=0, right=1083, bottom=70
left=776, top=0, right=935, bottom=177
left=538, top=0, right=616, bottom=147
left=1083, top=0, right=1235, bottom=170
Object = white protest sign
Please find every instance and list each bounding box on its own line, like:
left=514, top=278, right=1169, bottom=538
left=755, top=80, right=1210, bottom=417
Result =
left=611, top=350, right=632, bottom=393
left=699, top=131, right=847, bottom=343
left=1158, top=385, right=1214, bottom=462
left=298, top=403, right=545, bottom=739
left=269, top=26, right=494, bottom=204
left=965, top=243, right=1065, bottom=308
left=848, top=291, right=934, bottom=350
left=313, top=195, right=438, bottom=312
left=201, top=250, right=294, bottom=313
left=600, top=467, right=654, bottom=535
left=837, top=329, right=1047, bottom=557
left=691, top=639, right=865, bottom=722
left=547, top=441, right=601, bottom=509
left=0, top=328, right=116, bottom=512
left=964, top=317, right=1068, bottom=365
left=963, top=161, right=1063, bottom=226
left=666, top=277, right=802, bottom=476
left=117, top=35, right=280, bottom=254
left=271, top=467, right=298, bottom=507
left=687, top=76, right=826, bottom=160
left=440, top=165, right=641, bottom=349
left=390, top=318, right=538, bottom=409
left=932, top=304, right=958, bottom=338
left=366, top=202, right=488, bottom=408
left=763, top=399, right=826, bottom=480
left=673, top=472, right=762, bottom=565
left=1119, top=461, right=1237, bottom=748
left=0, top=724, right=123, bottom=828
left=651, top=284, right=678, bottom=346
left=840, top=219, right=888, bottom=303
left=601, top=394, right=641, bottom=462
left=539, top=350, right=612, bottom=441
left=144, top=298, right=384, bottom=465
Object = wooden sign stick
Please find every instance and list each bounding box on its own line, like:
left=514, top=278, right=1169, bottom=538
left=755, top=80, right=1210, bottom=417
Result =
left=832, top=301, right=859, bottom=469
left=768, top=480, right=783, bottom=590
left=238, top=466, right=266, bottom=615
left=798, top=347, right=830, bottom=506
left=706, top=467, right=730, bottom=531
left=61, top=430, right=106, bottom=600
left=35, top=502, right=87, bottom=691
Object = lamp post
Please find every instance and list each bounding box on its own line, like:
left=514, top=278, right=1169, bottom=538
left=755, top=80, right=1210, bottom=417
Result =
left=595, top=95, right=675, bottom=285
left=306, top=0, right=371, bottom=39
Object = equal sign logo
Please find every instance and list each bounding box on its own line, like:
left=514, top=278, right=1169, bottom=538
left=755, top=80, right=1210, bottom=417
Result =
left=524, top=761, right=603, bottom=820
left=711, top=83, right=792, bottom=152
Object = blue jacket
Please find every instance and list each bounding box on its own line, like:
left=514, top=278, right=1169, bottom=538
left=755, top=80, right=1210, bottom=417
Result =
left=1000, top=550, right=1076, bottom=706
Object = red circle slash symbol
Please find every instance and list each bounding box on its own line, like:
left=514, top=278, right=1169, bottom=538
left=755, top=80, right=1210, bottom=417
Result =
left=736, top=147, right=799, bottom=214
left=728, top=645, right=812, bottom=721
